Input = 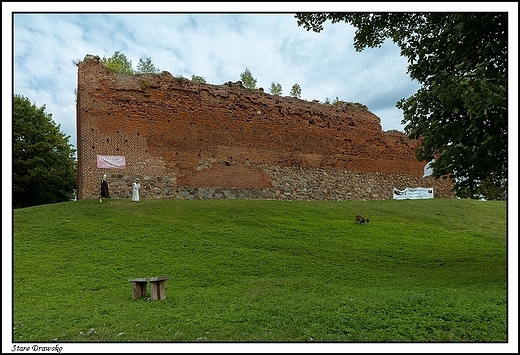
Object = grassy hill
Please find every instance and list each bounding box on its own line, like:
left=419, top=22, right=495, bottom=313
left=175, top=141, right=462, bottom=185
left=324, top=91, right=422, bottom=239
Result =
left=12, top=198, right=507, bottom=342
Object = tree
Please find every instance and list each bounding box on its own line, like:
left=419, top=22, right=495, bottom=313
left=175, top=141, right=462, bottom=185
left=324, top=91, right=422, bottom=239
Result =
left=290, top=83, right=302, bottom=98
left=101, top=50, right=134, bottom=74
left=295, top=13, right=507, bottom=200
left=191, top=75, right=207, bottom=83
left=332, top=97, right=342, bottom=107
left=13, top=94, right=77, bottom=208
left=136, top=57, right=160, bottom=74
left=269, top=82, right=283, bottom=96
left=240, top=68, right=257, bottom=90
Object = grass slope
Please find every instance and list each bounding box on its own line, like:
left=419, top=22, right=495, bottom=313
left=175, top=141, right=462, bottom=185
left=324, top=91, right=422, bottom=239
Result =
left=13, top=198, right=507, bottom=342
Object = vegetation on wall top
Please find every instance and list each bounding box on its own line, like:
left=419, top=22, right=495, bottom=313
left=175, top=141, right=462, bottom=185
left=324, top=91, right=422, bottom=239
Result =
left=90, top=51, right=363, bottom=108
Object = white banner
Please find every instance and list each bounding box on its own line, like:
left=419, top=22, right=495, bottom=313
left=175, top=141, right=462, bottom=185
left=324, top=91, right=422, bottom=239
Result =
left=423, top=159, right=435, bottom=178
left=393, top=187, right=434, bottom=200
left=97, top=155, right=126, bottom=169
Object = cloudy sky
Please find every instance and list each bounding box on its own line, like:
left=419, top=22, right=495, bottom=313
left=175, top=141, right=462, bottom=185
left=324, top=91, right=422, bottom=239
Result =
left=7, top=2, right=516, bottom=154
left=10, top=11, right=416, bottom=152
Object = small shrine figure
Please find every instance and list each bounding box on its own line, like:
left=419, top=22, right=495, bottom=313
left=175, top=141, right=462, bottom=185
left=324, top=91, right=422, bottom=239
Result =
left=100, top=174, right=109, bottom=203
left=132, top=178, right=141, bottom=202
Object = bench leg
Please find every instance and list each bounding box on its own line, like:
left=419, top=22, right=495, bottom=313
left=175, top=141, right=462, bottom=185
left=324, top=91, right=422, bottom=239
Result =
left=131, top=281, right=147, bottom=299
left=150, top=280, right=167, bottom=300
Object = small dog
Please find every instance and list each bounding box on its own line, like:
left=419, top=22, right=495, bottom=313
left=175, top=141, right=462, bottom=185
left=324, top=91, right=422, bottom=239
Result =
left=355, top=215, right=369, bottom=224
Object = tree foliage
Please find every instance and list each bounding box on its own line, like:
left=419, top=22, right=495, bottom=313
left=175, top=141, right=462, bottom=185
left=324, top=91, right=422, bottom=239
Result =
left=191, top=75, right=207, bottom=83
left=101, top=50, right=134, bottom=74
left=269, top=82, right=283, bottom=96
left=101, top=51, right=162, bottom=76
left=295, top=13, right=507, bottom=200
left=240, top=68, right=257, bottom=90
left=13, top=94, right=77, bottom=208
left=290, top=83, right=302, bottom=98
left=136, top=57, right=160, bottom=74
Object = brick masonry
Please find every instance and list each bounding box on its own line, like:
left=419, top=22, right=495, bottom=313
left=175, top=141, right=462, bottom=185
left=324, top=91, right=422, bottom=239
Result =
left=76, top=54, right=454, bottom=201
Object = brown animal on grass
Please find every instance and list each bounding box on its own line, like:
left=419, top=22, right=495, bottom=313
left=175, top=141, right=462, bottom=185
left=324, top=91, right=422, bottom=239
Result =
left=355, top=215, right=369, bottom=224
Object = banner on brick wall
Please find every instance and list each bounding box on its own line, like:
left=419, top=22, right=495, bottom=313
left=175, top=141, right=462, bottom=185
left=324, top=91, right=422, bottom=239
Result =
left=393, top=187, right=433, bottom=200
left=97, top=155, right=126, bottom=169
left=423, top=159, right=435, bottom=178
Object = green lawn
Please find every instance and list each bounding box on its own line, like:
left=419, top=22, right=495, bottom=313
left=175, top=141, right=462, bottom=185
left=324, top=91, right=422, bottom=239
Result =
left=12, top=198, right=507, bottom=343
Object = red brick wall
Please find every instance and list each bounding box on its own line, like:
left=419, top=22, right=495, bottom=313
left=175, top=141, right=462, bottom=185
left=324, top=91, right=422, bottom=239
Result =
left=76, top=54, right=454, bottom=200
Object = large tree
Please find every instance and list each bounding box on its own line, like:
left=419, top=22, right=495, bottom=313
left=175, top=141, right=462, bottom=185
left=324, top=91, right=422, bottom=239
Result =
left=295, top=13, right=507, bottom=200
left=13, top=94, right=77, bottom=208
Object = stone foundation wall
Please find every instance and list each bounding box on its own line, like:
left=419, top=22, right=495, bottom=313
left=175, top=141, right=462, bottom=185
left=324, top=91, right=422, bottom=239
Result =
left=100, top=162, right=454, bottom=201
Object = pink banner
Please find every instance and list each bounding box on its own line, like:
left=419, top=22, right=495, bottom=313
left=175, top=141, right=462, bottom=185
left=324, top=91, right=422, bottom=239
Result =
left=97, top=155, right=126, bottom=169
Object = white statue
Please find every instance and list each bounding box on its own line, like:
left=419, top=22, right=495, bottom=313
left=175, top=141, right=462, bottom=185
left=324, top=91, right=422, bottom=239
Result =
left=132, top=178, right=141, bottom=202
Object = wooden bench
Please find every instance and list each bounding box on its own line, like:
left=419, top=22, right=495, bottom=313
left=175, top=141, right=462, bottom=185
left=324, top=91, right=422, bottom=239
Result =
left=128, top=276, right=170, bottom=300
left=149, top=276, right=169, bottom=300
left=128, top=277, right=149, bottom=299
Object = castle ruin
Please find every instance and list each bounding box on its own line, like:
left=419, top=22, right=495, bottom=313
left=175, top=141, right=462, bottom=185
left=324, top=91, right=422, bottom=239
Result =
left=76, top=54, right=454, bottom=201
